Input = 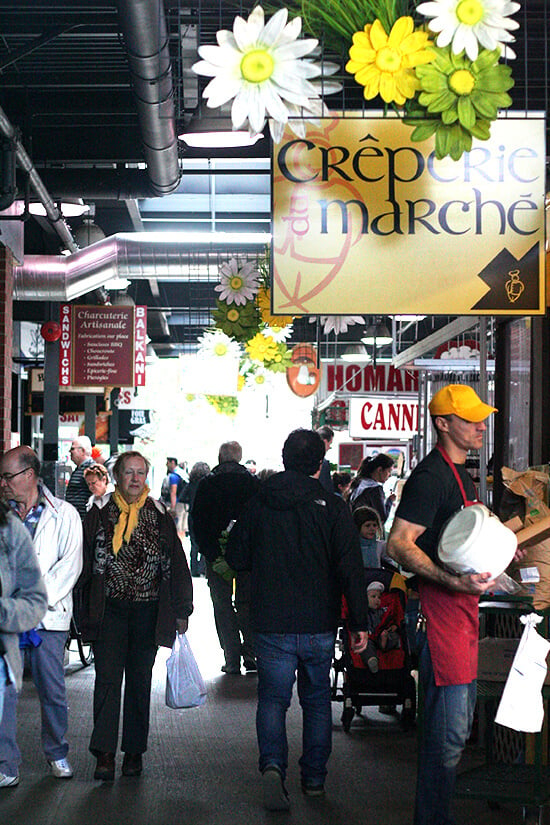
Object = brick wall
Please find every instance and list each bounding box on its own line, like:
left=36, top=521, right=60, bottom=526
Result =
left=0, top=246, right=13, bottom=453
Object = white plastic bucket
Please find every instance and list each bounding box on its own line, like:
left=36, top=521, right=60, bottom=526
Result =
left=438, top=503, right=518, bottom=579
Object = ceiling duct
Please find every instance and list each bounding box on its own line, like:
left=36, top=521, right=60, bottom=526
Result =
left=12, top=233, right=268, bottom=301
left=116, top=0, right=181, bottom=197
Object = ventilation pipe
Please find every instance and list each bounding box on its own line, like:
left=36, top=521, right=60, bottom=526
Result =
left=0, top=103, right=78, bottom=253
left=116, top=0, right=181, bottom=196
left=13, top=233, right=268, bottom=301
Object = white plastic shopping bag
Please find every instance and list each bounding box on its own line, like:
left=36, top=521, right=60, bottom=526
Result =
left=495, top=613, right=550, bottom=732
left=165, top=632, right=207, bottom=709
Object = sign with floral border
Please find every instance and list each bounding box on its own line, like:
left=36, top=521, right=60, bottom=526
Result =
left=271, top=114, right=546, bottom=316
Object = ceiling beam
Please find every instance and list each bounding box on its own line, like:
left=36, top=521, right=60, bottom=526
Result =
left=392, top=317, right=480, bottom=368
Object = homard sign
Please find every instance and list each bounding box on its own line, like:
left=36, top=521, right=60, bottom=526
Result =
left=271, top=115, right=546, bottom=316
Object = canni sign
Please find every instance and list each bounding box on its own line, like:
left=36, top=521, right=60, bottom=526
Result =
left=271, top=115, right=546, bottom=316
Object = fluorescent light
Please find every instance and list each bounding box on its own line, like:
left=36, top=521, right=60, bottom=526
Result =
left=179, top=130, right=263, bottom=148
left=29, top=200, right=90, bottom=218
left=118, top=231, right=271, bottom=245
left=104, top=277, right=131, bottom=290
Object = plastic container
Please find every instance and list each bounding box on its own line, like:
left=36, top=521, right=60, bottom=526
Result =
left=438, top=504, right=518, bottom=579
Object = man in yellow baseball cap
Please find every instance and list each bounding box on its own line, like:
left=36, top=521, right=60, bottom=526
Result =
left=387, top=382, right=517, bottom=825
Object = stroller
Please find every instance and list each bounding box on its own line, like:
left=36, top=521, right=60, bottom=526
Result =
left=332, top=566, right=417, bottom=732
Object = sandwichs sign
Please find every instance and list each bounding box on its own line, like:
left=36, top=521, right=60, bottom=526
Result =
left=271, top=115, right=546, bottom=316
left=59, top=305, right=147, bottom=388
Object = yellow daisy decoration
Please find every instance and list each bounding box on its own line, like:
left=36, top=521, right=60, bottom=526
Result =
left=245, top=332, right=279, bottom=363
left=346, top=16, right=435, bottom=106
left=257, top=287, right=294, bottom=328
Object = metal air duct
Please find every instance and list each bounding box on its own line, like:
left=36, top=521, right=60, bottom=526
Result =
left=13, top=233, right=268, bottom=301
left=116, top=0, right=181, bottom=197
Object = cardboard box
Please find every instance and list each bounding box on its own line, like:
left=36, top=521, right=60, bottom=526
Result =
left=478, top=637, right=550, bottom=684
left=477, top=637, right=519, bottom=681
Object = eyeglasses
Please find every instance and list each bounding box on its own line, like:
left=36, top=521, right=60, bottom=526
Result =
left=0, top=467, right=30, bottom=482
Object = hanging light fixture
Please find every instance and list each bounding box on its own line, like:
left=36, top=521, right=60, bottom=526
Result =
left=341, top=343, right=371, bottom=362
left=29, top=198, right=90, bottom=218
left=361, top=317, right=393, bottom=346
left=178, top=105, right=263, bottom=149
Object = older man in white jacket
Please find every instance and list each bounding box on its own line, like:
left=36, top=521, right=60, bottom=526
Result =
left=0, top=446, right=82, bottom=787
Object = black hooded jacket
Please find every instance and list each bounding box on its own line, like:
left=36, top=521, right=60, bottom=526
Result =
left=225, top=470, right=368, bottom=633
left=191, top=461, right=260, bottom=563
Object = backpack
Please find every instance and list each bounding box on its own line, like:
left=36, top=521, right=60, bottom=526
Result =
left=176, top=476, right=188, bottom=503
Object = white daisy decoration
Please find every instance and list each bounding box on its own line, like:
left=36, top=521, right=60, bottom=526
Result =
left=261, top=323, right=293, bottom=343
left=245, top=365, right=273, bottom=390
left=197, top=329, right=242, bottom=360
left=417, top=0, right=520, bottom=61
left=215, top=258, right=260, bottom=306
left=309, top=316, right=366, bottom=336
left=192, top=5, right=323, bottom=141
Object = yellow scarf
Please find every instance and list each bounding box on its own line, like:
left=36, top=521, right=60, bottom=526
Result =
left=112, top=485, right=150, bottom=555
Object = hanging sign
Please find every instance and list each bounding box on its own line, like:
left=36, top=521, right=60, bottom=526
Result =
left=271, top=115, right=546, bottom=316
left=60, top=304, right=147, bottom=388
left=320, top=361, right=418, bottom=398
left=349, top=396, right=419, bottom=440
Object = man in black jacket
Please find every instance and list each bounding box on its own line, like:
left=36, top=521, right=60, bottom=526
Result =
left=192, top=441, right=259, bottom=675
left=226, top=429, right=368, bottom=811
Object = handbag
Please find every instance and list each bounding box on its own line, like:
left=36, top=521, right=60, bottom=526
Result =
left=165, top=632, right=207, bottom=709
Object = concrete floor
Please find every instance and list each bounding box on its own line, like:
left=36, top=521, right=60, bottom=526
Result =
left=0, top=577, right=537, bottom=825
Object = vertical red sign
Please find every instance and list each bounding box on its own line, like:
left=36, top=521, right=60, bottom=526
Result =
left=134, top=306, right=147, bottom=387
left=59, top=304, right=72, bottom=386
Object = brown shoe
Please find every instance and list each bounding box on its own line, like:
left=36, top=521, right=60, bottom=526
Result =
left=122, top=753, right=142, bottom=777
left=94, top=752, right=115, bottom=782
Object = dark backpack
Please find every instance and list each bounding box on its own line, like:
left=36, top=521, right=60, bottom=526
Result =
left=176, top=476, right=188, bottom=503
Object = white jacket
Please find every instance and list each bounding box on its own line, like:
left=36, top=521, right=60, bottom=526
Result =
left=33, top=485, right=83, bottom=631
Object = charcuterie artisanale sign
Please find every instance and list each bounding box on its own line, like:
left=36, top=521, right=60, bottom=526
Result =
left=271, top=115, right=546, bottom=315
left=60, top=304, right=147, bottom=388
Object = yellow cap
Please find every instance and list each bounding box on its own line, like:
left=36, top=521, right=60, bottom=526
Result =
left=428, top=384, right=497, bottom=423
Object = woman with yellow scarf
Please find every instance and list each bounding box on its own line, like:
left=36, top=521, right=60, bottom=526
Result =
left=79, top=451, right=193, bottom=782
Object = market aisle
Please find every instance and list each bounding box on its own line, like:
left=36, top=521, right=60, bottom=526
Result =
left=0, top=577, right=524, bottom=825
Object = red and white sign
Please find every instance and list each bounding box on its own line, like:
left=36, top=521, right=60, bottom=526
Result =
left=321, top=361, right=418, bottom=397
left=59, top=305, right=147, bottom=388
left=349, top=396, right=419, bottom=440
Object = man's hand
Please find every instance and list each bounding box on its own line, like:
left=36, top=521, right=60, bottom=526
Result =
left=445, top=571, right=495, bottom=595
left=175, top=618, right=188, bottom=635
left=351, top=631, right=369, bottom=654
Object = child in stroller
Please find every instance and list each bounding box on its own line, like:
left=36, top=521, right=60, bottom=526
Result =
left=360, top=580, right=401, bottom=674
left=335, top=567, right=416, bottom=731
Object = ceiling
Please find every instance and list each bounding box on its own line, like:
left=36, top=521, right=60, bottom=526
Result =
left=1, top=0, right=548, bottom=362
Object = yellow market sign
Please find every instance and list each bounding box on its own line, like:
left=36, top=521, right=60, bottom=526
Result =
left=271, top=115, right=546, bottom=316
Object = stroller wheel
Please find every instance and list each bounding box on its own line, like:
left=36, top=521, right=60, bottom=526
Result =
left=342, top=706, right=355, bottom=732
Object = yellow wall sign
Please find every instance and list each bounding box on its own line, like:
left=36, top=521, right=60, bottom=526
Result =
left=271, top=115, right=546, bottom=316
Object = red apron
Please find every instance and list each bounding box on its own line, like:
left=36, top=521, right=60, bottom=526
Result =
left=419, top=444, right=480, bottom=686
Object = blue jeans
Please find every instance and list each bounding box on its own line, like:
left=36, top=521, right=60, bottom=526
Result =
left=0, top=657, right=7, bottom=724
left=0, top=630, right=69, bottom=775
left=415, top=631, right=477, bottom=825
left=254, top=631, right=336, bottom=786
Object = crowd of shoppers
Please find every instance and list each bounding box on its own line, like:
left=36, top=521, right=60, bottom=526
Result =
left=0, top=388, right=516, bottom=823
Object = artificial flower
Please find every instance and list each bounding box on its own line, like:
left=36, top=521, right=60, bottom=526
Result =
left=197, top=329, right=241, bottom=360
left=245, top=332, right=280, bottom=363
left=264, top=323, right=293, bottom=343
left=309, top=315, right=366, bottom=336
left=215, top=258, right=260, bottom=306
left=244, top=364, right=273, bottom=390
left=405, top=44, right=513, bottom=158
left=192, top=5, right=323, bottom=140
left=205, top=395, right=238, bottom=417
left=416, top=0, right=520, bottom=61
left=212, top=298, right=260, bottom=341
left=257, top=286, right=295, bottom=328
left=346, top=17, right=435, bottom=106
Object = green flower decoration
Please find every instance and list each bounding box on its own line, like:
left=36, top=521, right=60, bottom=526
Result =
left=205, top=394, right=239, bottom=417
left=212, top=297, right=260, bottom=342
left=404, top=45, right=513, bottom=160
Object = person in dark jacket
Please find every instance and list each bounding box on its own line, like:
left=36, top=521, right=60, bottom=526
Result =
left=192, top=442, right=259, bottom=674
left=66, top=436, right=95, bottom=519
left=316, top=425, right=334, bottom=493
left=226, top=429, right=369, bottom=811
left=181, top=461, right=210, bottom=577
left=348, top=453, right=396, bottom=526
left=79, top=451, right=193, bottom=782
